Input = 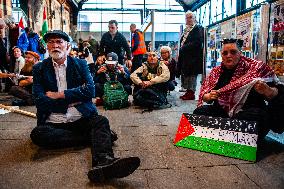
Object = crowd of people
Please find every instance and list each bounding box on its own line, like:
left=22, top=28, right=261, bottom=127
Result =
left=0, top=10, right=284, bottom=183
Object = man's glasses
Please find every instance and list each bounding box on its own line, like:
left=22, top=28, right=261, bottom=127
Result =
left=221, top=49, right=239, bottom=56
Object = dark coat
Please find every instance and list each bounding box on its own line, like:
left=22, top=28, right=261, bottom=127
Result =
left=32, top=56, right=97, bottom=125
left=177, top=24, right=204, bottom=76
left=99, top=31, right=131, bottom=65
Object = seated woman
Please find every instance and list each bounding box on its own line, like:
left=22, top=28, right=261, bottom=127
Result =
left=94, top=52, right=131, bottom=105
left=194, top=38, right=284, bottom=139
left=160, top=46, right=177, bottom=91
left=9, top=51, right=40, bottom=106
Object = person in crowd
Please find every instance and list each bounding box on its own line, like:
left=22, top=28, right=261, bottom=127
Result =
left=30, top=30, right=140, bottom=182
left=10, top=46, right=25, bottom=75
left=194, top=38, right=284, bottom=139
left=27, top=28, right=44, bottom=60
left=130, top=23, right=147, bottom=73
left=177, top=11, right=204, bottom=100
left=99, top=20, right=132, bottom=68
left=130, top=51, right=170, bottom=107
left=9, top=51, right=40, bottom=106
left=78, top=38, right=84, bottom=59
left=160, top=46, right=177, bottom=91
left=88, top=35, right=99, bottom=63
left=81, top=41, right=95, bottom=77
left=0, top=29, right=9, bottom=72
left=94, top=52, right=131, bottom=105
left=17, top=27, right=30, bottom=53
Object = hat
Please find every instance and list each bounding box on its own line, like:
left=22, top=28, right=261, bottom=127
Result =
left=43, top=30, right=70, bottom=42
left=105, top=52, right=118, bottom=64
left=25, top=51, right=40, bottom=60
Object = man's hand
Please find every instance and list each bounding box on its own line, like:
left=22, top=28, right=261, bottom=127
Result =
left=203, top=90, right=220, bottom=102
left=97, top=66, right=107, bottom=74
left=118, top=65, right=125, bottom=74
left=125, top=60, right=132, bottom=69
left=254, top=81, right=278, bottom=99
left=141, top=81, right=151, bottom=88
left=46, top=91, right=65, bottom=99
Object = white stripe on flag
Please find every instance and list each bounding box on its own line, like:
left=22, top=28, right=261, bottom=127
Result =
left=191, top=126, right=257, bottom=147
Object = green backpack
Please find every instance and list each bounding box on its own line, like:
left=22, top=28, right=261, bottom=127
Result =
left=103, top=81, right=129, bottom=110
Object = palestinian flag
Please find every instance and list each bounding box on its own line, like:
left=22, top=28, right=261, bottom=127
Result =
left=42, top=7, right=48, bottom=36
left=174, top=114, right=258, bottom=162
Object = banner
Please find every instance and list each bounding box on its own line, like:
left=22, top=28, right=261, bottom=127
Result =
left=236, top=12, right=253, bottom=51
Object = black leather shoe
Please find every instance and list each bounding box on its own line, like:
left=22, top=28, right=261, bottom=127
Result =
left=88, top=156, right=140, bottom=182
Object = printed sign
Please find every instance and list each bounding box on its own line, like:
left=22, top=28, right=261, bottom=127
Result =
left=174, top=114, right=258, bottom=162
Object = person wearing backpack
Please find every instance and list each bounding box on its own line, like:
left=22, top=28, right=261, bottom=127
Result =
left=130, top=51, right=170, bottom=108
left=94, top=52, right=132, bottom=106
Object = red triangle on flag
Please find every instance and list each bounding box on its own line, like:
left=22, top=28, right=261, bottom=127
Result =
left=173, top=113, right=195, bottom=144
left=43, top=7, right=47, bottom=20
left=18, top=17, right=24, bottom=29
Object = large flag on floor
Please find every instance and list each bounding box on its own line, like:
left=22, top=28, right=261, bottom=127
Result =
left=174, top=114, right=258, bottom=161
left=42, top=7, right=48, bottom=36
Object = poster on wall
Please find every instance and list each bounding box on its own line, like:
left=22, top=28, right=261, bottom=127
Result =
left=270, top=2, right=284, bottom=78
left=272, top=3, right=284, bottom=46
left=220, top=19, right=236, bottom=39
left=208, top=27, right=217, bottom=50
left=236, top=12, right=253, bottom=51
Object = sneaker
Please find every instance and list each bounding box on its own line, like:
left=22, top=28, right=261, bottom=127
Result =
left=88, top=156, right=140, bottom=182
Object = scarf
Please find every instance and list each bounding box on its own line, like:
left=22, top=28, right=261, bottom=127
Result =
left=180, top=24, right=196, bottom=47
left=198, top=55, right=278, bottom=117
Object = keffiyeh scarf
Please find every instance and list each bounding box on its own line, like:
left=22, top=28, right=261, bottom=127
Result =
left=198, top=56, right=278, bottom=117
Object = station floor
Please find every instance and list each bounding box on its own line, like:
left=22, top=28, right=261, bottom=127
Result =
left=0, top=79, right=283, bottom=189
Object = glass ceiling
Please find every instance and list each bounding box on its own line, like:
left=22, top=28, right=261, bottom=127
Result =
left=78, top=0, right=185, bottom=32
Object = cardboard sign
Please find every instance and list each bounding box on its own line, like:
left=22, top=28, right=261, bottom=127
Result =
left=174, top=114, right=258, bottom=162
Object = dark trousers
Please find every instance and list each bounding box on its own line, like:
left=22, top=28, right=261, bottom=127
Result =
left=9, top=85, right=34, bottom=105
left=193, top=104, right=270, bottom=140
left=95, top=83, right=132, bottom=97
left=30, top=114, right=113, bottom=165
left=131, top=54, right=144, bottom=73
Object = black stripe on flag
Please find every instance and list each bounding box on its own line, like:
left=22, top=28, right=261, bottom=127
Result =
left=184, top=113, right=257, bottom=135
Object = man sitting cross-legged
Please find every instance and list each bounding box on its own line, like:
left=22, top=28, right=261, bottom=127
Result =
left=30, top=30, right=140, bottom=183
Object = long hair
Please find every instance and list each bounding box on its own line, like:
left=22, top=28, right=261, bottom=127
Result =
left=21, top=60, right=34, bottom=74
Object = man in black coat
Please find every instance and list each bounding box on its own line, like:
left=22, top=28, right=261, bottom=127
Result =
left=99, top=20, right=132, bottom=67
left=177, top=11, right=204, bottom=100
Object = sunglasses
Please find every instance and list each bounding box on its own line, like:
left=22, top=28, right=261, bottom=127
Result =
left=221, top=49, right=239, bottom=56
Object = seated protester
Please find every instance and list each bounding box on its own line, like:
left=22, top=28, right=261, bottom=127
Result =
left=160, top=46, right=177, bottom=91
left=94, top=52, right=132, bottom=105
left=93, top=55, right=106, bottom=78
left=10, top=46, right=25, bottom=75
left=5, top=46, right=25, bottom=91
left=194, top=38, right=284, bottom=140
left=9, top=51, right=40, bottom=106
left=130, top=51, right=170, bottom=108
left=30, top=30, right=140, bottom=182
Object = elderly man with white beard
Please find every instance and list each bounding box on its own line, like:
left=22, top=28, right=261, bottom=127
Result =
left=30, top=30, right=140, bottom=183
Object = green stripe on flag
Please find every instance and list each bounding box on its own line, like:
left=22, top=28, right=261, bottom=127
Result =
left=175, top=135, right=257, bottom=161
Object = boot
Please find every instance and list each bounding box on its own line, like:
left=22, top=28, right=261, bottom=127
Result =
left=88, top=155, right=140, bottom=182
left=180, top=90, right=195, bottom=100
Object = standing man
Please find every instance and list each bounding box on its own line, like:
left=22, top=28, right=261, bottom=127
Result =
left=130, top=23, right=146, bottom=72
left=99, top=20, right=132, bottom=68
left=177, top=11, right=204, bottom=100
left=30, top=30, right=140, bottom=183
